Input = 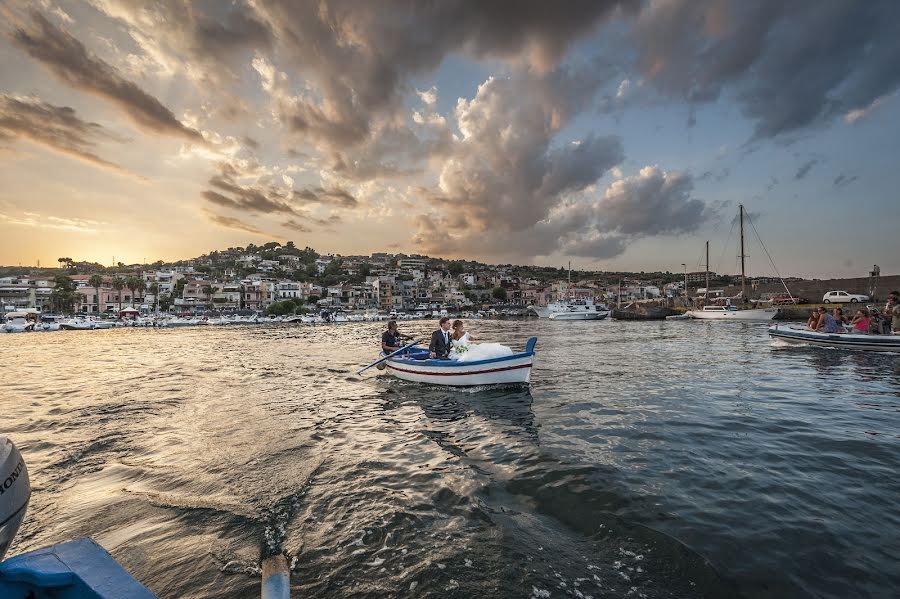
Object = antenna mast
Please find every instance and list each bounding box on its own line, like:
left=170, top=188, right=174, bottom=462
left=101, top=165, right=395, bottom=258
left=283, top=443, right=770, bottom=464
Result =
left=740, top=204, right=747, bottom=300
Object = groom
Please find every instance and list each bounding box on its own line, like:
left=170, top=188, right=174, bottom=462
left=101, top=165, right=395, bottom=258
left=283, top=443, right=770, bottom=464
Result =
left=428, top=316, right=452, bottom=359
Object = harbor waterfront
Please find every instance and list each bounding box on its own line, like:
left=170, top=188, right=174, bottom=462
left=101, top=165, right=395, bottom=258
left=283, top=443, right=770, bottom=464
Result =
left=2, top=320, right=899, bottom=598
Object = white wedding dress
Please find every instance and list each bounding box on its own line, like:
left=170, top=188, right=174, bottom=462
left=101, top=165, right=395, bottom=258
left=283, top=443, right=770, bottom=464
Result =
left=449, top=333, right=513, bottom=362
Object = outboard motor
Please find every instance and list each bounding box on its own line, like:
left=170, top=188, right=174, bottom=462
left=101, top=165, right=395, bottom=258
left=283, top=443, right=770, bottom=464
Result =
left=0, top=437, right=30, bottom=562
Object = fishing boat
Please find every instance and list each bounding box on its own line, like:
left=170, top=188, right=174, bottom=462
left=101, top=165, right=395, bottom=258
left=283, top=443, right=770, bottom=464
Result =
left=383, top=337, right=537, bottom=386
left=768, top=324, right=900, bottom=352
left=685, top=205, right=783, bottom=321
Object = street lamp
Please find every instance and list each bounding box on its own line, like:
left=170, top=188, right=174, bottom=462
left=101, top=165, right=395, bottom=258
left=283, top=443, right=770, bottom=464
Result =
left=681, top=263, right=687, bottom=298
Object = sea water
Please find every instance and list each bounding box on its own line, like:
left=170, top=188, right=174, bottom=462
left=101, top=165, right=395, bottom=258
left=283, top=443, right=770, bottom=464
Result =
left=2, top=320, right=898, bottom=598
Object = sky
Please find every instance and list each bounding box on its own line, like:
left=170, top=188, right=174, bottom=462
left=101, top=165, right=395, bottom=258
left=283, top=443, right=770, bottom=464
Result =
left=0, top=0, right=898, bottom=278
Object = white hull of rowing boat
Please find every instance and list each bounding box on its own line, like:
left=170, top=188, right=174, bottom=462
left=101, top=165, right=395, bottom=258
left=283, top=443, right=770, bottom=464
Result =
left=386, top=354, right=534, bottom=386
left=769, top=324, right=900, bottom=352
left=686, top=308, right=778, bottom=321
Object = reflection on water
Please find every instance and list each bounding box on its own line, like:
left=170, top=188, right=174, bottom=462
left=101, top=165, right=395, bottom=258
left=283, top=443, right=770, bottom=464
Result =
left=1, top=320, right=899, bottom=598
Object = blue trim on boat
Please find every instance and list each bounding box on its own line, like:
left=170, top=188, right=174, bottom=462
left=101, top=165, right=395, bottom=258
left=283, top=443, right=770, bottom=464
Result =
left=390, top=350, right=534, bottom=367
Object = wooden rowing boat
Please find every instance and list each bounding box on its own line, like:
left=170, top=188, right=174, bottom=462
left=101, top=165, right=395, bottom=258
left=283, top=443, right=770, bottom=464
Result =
left=385, top=337, right=537, bottom=386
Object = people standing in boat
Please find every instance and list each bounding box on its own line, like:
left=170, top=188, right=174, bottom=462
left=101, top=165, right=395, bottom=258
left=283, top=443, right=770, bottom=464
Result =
left=381, top=320, right=412, bottom=354
left=429, top=316, right=453, bottom=359
left=887, top=291, right=900, bottom=334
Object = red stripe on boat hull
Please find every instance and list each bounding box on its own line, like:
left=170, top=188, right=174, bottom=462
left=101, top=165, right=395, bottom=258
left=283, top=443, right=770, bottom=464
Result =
left=386, top=362, right=532, bottom=376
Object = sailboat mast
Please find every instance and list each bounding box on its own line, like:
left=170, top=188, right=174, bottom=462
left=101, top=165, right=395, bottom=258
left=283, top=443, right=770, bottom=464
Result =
left=705, top=241, right=709, bottom=301
left=740, top=204, right=746, bottom=300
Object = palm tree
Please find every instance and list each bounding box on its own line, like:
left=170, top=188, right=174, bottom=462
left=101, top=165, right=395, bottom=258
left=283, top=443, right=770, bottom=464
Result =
left=88, top=274, right=104, bottom=314
left=111, top=277, right=125, bottom=313
left=134, top=279, right=146, bottom=308
left=125, top=276, right=143, bottom=308
left=148, top=283, right=159, bottom=313
left=202, top=284, right=219, bottom=312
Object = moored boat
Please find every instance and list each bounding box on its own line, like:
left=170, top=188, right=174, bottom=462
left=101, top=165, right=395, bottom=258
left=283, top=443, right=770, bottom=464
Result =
left=384, top=337, right=537, bottom=386
left=768, top=324, right=900, bottom=352
left=548, top=308, right=609, bottom=321
left=685, top=305, right=778, bottom=321
left=2, top=312, right=35, bottom=333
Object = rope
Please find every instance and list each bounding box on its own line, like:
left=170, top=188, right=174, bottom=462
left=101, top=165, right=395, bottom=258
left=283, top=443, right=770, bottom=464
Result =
left=745, top=213, right=794, bottom=300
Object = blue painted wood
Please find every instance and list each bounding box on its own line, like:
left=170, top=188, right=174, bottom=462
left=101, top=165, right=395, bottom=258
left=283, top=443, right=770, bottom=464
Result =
left=0, top=538, right=157, bottom=599
left=525, top=336, right=538, bottom=353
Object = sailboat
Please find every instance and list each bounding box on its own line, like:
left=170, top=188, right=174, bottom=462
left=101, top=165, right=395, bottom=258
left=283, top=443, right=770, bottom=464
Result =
left=685, top=205, right=779, bottom=321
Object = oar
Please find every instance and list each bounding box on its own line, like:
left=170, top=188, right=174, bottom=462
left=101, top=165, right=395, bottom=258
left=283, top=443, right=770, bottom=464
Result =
left=356, top=338, right=423, bottom=375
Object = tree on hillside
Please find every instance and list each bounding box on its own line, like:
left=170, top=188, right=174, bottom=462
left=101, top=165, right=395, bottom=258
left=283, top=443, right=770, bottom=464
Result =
left=492, top=286, right=507, bottom=301
left=88, top=274, right=104, bottom=314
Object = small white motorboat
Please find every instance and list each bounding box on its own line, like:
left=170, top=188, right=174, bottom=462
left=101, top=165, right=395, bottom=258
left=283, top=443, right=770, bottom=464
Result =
left=548, top=308, right=609, bottom=321
left=384, top=337, right=537, bottom=386
left=59, top=318, right=96, bottom=331
left=768, top=324, right=900, bottom=352
left=2, top=312, right=35, bottom=333
left=685, top=305, right=778, bottom=321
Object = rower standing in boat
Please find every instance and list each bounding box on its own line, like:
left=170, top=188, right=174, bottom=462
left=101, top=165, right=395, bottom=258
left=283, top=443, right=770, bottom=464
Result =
left=378, top=320, right=413, bottom=370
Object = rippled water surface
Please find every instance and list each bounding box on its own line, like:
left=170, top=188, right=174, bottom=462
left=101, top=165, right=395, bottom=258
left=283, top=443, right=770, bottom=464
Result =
left=2, top=320, right=899, bottom=598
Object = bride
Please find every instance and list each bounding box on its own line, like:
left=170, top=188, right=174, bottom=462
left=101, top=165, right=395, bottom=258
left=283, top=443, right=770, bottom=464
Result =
left=449, top=320, right=513, bottom=362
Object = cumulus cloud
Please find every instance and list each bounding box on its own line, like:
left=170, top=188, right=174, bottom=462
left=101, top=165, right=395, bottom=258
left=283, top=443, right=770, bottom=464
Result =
left=631, top=0, right=900, bottom=138
left=201, top=160, right=359, bottom=220
left=0, top=94, right=136, bottom=176
left=246, top=0, right=634, bottom=147
left=9, top=11, right=203, bottom=141
left=88, top=0, right=272, bottom=84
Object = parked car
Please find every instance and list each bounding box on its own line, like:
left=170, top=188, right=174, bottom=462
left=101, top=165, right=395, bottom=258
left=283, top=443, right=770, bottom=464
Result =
left=822, top=290, right=870, bottom=303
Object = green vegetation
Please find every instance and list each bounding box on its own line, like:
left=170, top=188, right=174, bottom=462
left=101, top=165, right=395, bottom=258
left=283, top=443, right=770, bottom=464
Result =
left=265, top=298, right=309, bottom=316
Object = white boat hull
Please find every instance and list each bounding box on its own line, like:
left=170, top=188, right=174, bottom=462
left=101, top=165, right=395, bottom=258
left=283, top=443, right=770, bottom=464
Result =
left=686, top=308, right=778, bottom=321
left=2, top=323, right=34, bottom=333
left=548, top=310, right=610, bottom=321
left=769, top=324, right=900, bottom=352
left=385, top=337, right=537, bottom=387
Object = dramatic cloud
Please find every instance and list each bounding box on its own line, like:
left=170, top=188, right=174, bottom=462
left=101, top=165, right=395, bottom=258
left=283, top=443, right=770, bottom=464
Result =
left=248, top=0, right=634, bottom=147
left=410, top=68, right=630, bottom=259
left=632, top=0, right=900, bottom=138
left=10, top=11, right=203, bottom=141
left=89, top=0, right=272, bottom=83
left=201, top=160, right=358, bottom=218
left=207, top=213, right=268, bottom=236
left=0, top=94, right=134, bottom=175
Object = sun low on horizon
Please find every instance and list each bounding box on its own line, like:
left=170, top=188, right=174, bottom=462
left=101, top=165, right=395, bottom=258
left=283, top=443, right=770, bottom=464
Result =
left=1, top=0, right=899, bottom=278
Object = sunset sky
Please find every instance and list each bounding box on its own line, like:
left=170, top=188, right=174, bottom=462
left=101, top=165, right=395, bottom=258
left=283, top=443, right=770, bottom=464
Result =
left=1, top=0, right=898, bottom=277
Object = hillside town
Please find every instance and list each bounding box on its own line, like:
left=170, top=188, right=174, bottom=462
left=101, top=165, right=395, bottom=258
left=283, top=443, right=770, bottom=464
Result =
left=0, top=242, right=732, bottom=316
left=1, top=241, right=888, bottom=318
